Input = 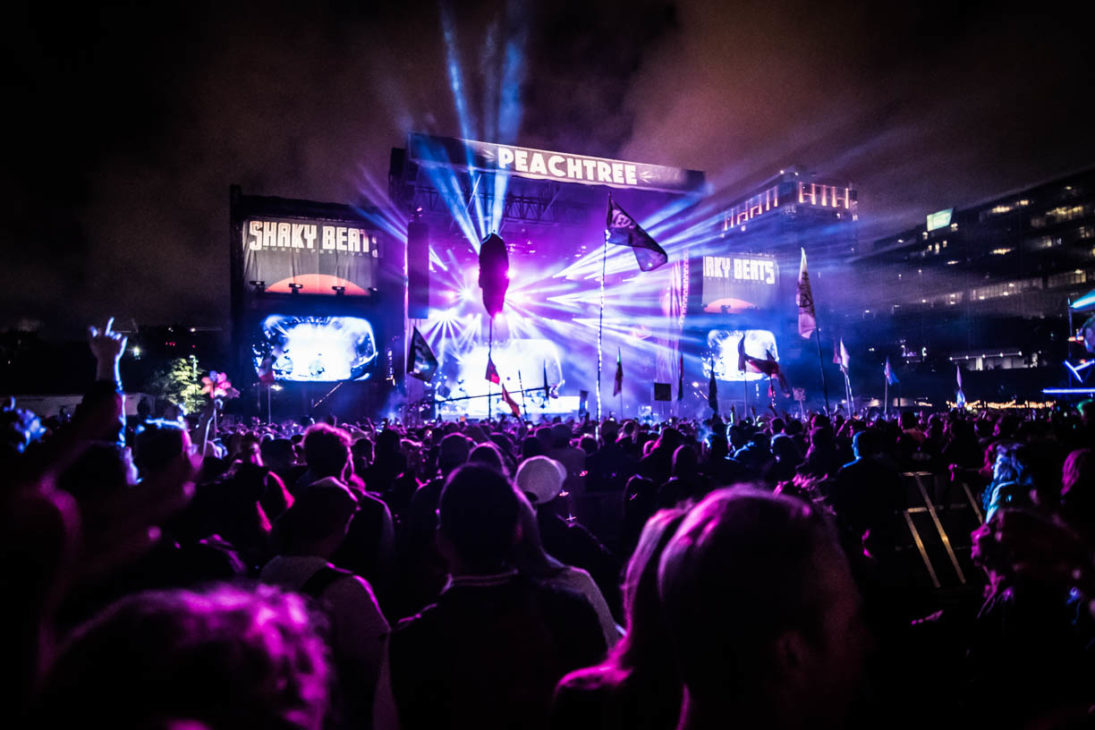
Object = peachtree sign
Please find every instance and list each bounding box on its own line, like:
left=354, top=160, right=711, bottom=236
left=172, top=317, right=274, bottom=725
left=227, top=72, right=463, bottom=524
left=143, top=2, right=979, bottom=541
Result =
left=407, top=133, right=706, bottom=194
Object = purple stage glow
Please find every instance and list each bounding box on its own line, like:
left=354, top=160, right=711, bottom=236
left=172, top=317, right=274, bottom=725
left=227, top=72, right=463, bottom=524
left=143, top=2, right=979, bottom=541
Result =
left=370, top=11, right=836, bottom=417
left=414, top=207, right=700, bottom=417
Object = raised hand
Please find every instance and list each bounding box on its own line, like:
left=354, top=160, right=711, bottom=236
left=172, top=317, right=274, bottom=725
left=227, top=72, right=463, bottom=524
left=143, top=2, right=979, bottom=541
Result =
left=88, top=317, right=127, bottom=385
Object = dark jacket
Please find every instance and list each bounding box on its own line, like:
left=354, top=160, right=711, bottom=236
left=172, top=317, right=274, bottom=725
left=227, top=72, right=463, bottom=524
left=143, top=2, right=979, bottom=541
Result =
left=390, top=573, right=607, bottom=730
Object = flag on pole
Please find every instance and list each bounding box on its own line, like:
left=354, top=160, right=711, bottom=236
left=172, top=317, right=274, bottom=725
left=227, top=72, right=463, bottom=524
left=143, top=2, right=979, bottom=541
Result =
left=796, top=248, right=817, bottom=339
left=485, top=355, right=501, bottom=384
left=884, top=357, right=898, bottom=385
left=257, top=353, right=277, bottom=385
left=500, top=384, right=521, bottom=417
left=606, top=196, right=668, bottom=272
left=678, top=353, right=684, bottom=400
left=707, top=361, right=719, bottom=413
left=956, top=363, right=966, bottom=408
left=612, top=348, right=623, bottom=396
left=407, top=327, right=439, bottom=382
left=737, top=336, right=791, bottom=394
left=834, top=339, right=853, bottom=410
left=542, top=362, right=550, bottom=400
left=834, top=338, right=850, bottom=373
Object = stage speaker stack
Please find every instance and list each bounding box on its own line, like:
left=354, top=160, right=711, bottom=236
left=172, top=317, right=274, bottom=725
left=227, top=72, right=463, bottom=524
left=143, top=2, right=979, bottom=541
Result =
left=407, top=217, right=430, bottom=320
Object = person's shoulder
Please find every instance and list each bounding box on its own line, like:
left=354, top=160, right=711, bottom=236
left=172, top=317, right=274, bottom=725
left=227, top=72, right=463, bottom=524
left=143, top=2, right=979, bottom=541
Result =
left=556, top=663, right=625, bottom=695
left=552, top=664, right=627, bottom=730
left=532, top=576, right=598, bottom=616
left=326, top=571, right=384, bottom=611
left=355, top=490, right=391, bottom=513
left=551, top=565, right=598, bottom=595
left=837, top=458, right=860, bottom=474
left=393, top=600, right=443, bottom=642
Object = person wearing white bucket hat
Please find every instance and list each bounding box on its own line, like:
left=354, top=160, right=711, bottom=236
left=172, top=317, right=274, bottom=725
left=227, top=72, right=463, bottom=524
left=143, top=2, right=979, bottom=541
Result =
left=517, top=455, right=623, bottom=629
left=516, top=455, right=568, bottom=506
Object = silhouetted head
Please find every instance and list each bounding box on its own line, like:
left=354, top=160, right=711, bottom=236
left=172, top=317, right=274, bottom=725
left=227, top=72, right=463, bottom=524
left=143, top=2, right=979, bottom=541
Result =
left=439, top=464, right=521, bottom=574
left=37, top=584, right=330, bottom=729
left=302, top=424, right=351, bottom=479
left=659, top=487, right=866, bottom=726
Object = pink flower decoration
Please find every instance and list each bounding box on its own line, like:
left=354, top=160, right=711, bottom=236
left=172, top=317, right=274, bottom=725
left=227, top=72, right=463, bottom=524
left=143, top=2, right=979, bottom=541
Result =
left=201, top=371, right=232, bottom=399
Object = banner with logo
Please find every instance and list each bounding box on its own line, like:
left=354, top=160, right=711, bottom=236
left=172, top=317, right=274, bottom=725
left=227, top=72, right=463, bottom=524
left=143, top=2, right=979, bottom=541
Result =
left=242, top=217, right=380, bottom=296
left=408, top=133, right=706, bottom=195
left=699, top=253, right=779, bottom=313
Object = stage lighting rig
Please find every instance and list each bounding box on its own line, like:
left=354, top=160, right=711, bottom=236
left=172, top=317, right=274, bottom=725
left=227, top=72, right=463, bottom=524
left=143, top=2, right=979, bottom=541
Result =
left=249, top=280, right=266, bottom=294
left=288, top=283, right=303, bottom=294
left=332, top=286, right=346, bottom=296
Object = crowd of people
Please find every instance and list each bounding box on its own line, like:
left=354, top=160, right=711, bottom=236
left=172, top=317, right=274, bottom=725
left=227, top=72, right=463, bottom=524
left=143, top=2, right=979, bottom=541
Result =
left=3, top=318, right=1095, bottom=729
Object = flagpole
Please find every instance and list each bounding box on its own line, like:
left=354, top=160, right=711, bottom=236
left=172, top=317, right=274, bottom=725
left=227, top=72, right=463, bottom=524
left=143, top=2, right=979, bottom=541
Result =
left=596, top=229, right=606, bottom=422
left=884, top=374, right=889, bottom=419
left=709, top=356, right=720, bottom=418
left=813, top=328, right=831, bottom=414
left=844, top=371, right=854, bottom=416
left=518, top=369, right=527, bottom=420
left=267, top=383, right=272, bottom=425
left=488, top=318, right=493, bottom=421
left=743, top=371, right=749, bottom=418
left=1068, top=296, right=1076, bottom=382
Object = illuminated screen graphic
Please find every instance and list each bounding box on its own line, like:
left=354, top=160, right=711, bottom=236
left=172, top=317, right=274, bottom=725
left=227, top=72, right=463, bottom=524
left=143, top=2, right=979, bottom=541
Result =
left=434, top=338, right=564, bottom=417
left=255, top=314, right=377, bottom=382
left=926, top=208, right=953, bottom=231
left=699, top=254, right=778, bottom=313
left=704, top=329, right=778, bottom=382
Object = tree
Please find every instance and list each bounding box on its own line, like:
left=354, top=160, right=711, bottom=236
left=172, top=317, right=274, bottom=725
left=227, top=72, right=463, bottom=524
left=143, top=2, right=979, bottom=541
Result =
left=147, top=355, right=206, bottom=415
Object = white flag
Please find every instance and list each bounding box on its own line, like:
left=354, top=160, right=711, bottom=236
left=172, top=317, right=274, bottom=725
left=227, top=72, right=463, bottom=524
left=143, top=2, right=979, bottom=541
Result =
left=796, top=248, right=817, bottom=339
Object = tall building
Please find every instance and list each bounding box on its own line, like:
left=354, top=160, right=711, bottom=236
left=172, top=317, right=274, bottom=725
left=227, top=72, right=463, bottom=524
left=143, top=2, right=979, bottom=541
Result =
left=706, top=166, right=861, bottom=331
left=678, top=168, right=860, bottom=408
left=718, top=166, right=860, bottom=259
left=849, top=167, right=1095, bottom=397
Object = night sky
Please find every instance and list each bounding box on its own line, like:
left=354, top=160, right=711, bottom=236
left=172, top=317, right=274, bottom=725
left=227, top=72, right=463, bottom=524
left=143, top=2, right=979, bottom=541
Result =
left=2, top=0, right=1092, bottom=336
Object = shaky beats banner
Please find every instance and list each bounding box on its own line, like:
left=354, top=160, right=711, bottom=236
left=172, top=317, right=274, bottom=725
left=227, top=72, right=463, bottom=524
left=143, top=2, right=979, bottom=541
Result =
left=243, top=217, right=379, bottom=295
left=699, top=254, right=779, bottom=313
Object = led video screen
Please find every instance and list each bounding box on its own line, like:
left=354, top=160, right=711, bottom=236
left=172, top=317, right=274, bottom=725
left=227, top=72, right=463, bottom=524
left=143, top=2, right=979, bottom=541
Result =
left=254, top=314, right=378, bottom=382
left=704, top=328, right=778, bottom=382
